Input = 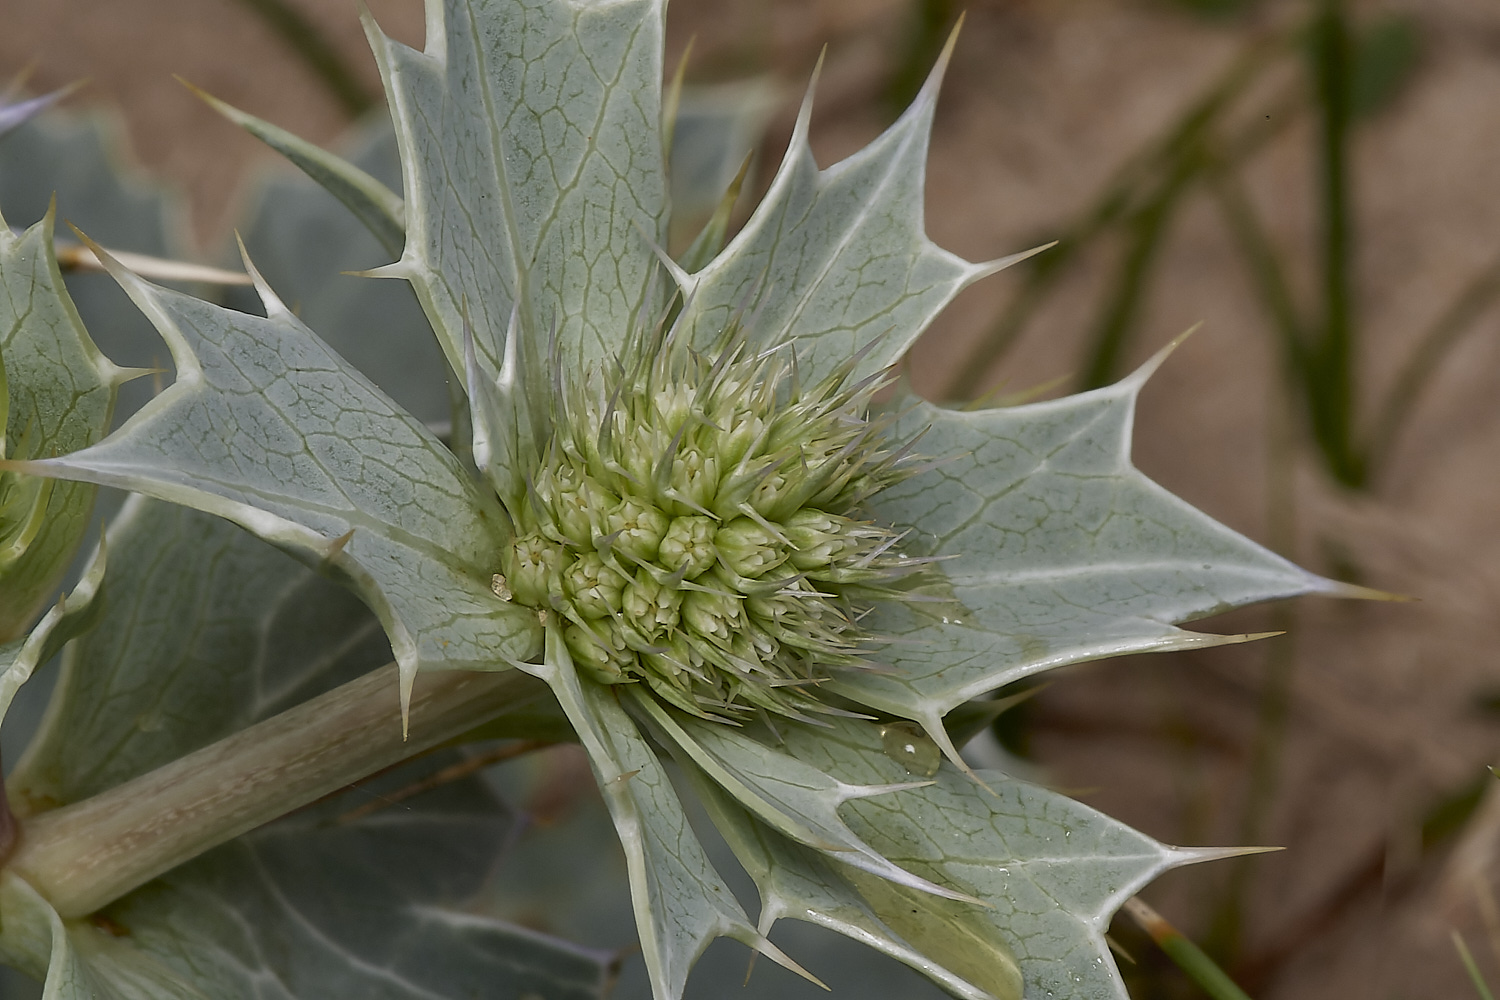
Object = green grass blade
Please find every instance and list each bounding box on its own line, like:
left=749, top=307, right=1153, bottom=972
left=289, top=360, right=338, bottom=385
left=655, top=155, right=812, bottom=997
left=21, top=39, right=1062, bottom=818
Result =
left=1125, top=898, right=1255, bottom=1000
left=232, top=0, right=376, bottom=115
left=943, top=32, right=1287, bottom=400
left=1368, top=248, right=1500, bottom=476
left=1078, top=150, right=1199, bottom=390
left=1455, top=930, right=1498, bottom=1000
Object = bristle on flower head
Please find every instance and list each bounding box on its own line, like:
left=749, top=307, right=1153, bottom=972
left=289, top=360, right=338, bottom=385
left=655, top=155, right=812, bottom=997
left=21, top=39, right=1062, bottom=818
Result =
left=497, top=318, right=930, bottom=722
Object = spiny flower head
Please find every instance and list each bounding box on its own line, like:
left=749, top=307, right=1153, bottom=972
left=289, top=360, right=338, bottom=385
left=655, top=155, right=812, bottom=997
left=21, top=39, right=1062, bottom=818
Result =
left=498, top=316, right=929, bottom=722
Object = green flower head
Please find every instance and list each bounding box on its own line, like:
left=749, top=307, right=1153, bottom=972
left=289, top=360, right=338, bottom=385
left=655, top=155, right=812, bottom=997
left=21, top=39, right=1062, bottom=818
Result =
left=8, top=1, right=1349, bottom=998
left=501, top=313, right=929, bottom=722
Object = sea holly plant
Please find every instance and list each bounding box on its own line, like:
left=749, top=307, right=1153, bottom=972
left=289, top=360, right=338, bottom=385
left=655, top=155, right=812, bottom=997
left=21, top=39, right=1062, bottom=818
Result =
left=0, top=0, right=1362, bottom=997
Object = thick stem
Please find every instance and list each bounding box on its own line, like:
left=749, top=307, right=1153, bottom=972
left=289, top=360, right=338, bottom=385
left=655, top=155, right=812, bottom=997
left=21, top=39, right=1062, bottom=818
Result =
left=7, top=663, right=548, bottom=918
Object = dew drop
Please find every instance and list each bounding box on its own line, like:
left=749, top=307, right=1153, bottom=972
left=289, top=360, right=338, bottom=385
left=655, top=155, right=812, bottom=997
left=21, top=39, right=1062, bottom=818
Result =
left=879, top=722, right=940, bottom=777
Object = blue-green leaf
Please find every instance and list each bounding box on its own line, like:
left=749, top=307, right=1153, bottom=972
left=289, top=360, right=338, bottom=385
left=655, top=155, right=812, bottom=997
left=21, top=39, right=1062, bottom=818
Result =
left=1, top=495, right=608, bottom=1000
left=368, top=0, right=670, bottom=382
left=832, top=345, right=1341, bottom=764
left=526, top=629, right=809, bottom=1000
left=8, top=250, right=539, bottom=717
left=0, top=872, right=208, bottom=999
left=102, top=761, right=614, bottom=1000
left=224, top=120, right=449, bottom=427
left=770, top=716, right=1233, bottom=1000
left=0, top=533, right=105, bottom=736
left=631, top=690, right=974, bottom=904
left=691, top=773, right=1013, bottom=1000
left=670, top=35, right=1034, bottom=386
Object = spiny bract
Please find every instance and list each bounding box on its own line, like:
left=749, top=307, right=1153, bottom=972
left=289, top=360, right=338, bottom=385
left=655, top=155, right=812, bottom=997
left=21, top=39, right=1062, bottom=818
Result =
left=501, top=316, right=929, bottom=722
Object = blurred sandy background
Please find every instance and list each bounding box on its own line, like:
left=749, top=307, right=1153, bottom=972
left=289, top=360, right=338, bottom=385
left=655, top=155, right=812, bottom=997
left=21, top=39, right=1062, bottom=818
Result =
left=4, top=1, right=1500, bottom=997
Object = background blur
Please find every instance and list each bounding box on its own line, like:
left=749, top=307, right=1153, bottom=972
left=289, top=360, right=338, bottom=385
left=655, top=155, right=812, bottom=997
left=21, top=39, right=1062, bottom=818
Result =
left=3, top=0, right=1500, bottom=997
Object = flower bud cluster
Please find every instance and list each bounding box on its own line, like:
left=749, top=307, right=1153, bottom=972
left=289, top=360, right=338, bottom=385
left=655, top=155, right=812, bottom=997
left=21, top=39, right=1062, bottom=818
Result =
left=498, top=324, right=926, bottom=721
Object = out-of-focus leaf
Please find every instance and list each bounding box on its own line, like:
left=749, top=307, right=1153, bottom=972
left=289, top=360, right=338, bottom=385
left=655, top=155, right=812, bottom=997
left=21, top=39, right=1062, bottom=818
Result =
left=0, top=758, right=611, bottom=1000
left=0, top=108, right=186, bottom=426
left=0, top=872, right=208, bottom=999
left=2, top=496, right=609, bottom=999
left=101, top=760, right=614, bottom=1000
left=8, top=496, right=390, bottom=808
left=190, top=87, right=406, bottom=258
left=666, top=79, right=778, bottom=228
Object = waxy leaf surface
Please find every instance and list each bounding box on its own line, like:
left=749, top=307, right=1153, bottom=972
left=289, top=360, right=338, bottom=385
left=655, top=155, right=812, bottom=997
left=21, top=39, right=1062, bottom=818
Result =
left=0, top=873, right=207, bottom=1000
left=370, top=0, right=669, bottom=380
left=691, top=772, right=1013, bottom=1000
left=225, top=120, right=448, bottom=426
left=671, top=40, right=1015, bottom=386
left=774, top=718, right=1221, bottom=1000
left=0, top=533, right=105, bottom=734
left=14, top=260, right=540, bottom=707
left=835, top=357, right=1336, bottom=759
left=528, top=629, right=799, bottom=1000
left=633, top=691, right=969, bottom=903
left=104, top=761, right=614, bottom=1000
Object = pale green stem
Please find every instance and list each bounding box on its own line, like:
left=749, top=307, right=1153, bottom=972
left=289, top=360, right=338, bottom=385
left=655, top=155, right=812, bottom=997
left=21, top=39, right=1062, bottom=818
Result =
left=7, top=663, right=548, bottom=918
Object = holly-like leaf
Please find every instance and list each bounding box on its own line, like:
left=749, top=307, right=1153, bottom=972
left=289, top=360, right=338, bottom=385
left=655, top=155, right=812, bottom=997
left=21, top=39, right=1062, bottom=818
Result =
left=760, top=717, right=1232, bottom=1000
left=691, top=773, right=1014, bottom=1000
left=669, top=33, right=1034, bottom=387
left=630, top=690, right=974, bottom=904
left=0, top=103, right=186, bottom=433
left=0, top=206, right=124, bottom=642
left=367, top=0, right=670, bottom=382
left=831, top=345, right=1341, bottom=763
left=224, top=121, right=449, bottom=427
left=525, top=629, right=809, bottom=1000
left=7, top=250, right=540, bottom=714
